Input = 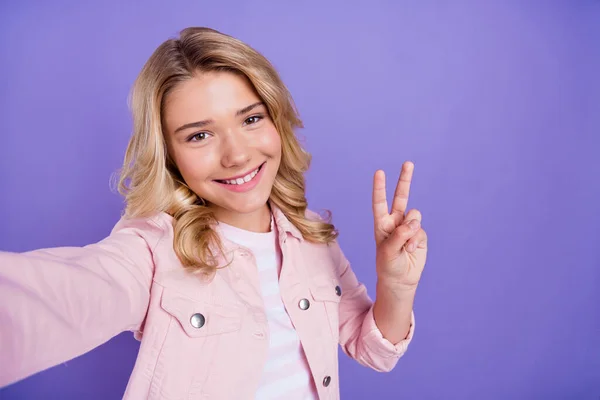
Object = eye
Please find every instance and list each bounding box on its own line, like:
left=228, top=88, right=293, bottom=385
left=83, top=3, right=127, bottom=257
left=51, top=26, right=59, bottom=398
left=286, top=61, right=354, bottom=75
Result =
left=187, top=132, right=211, bottom=142
left=244, top=114, right=264, bottom=126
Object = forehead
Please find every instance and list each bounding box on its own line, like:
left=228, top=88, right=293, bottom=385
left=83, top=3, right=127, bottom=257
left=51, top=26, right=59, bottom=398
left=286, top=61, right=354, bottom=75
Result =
left=163, top=71, right=261, bottom=130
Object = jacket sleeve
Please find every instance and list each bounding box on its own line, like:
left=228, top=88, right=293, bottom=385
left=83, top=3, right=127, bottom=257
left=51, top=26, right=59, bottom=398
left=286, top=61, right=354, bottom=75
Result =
left=0, top=216, right=163, bottom=387
left=331, top=240, right=416, bottom=373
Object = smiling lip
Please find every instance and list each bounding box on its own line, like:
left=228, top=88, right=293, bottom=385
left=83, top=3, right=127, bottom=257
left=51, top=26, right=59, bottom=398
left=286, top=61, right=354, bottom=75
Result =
left=213, top=162, right=266, bottom=193
left=215, top=162, right=265, bottom=182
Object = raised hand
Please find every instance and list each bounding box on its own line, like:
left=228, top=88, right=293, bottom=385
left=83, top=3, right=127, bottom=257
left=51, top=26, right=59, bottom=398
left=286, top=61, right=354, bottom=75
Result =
left=372, top=161, right=427, bottom=290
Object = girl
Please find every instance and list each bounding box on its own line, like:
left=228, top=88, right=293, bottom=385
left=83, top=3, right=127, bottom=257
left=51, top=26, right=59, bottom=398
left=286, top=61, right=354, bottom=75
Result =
left=0, top=27, right=427, bottom=399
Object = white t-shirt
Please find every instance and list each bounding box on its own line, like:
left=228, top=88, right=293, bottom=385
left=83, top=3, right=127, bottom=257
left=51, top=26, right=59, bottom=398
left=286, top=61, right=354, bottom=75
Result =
left=217, top=217, right=318, bottom=400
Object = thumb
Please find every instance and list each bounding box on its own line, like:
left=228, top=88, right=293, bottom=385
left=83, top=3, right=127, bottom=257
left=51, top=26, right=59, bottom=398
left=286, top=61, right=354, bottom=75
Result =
left=382, top=218, right=420, bottom=256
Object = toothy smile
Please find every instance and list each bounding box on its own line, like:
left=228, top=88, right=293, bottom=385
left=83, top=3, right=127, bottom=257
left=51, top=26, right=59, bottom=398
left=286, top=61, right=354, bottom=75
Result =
left=216, top=163, right=264, bottom=185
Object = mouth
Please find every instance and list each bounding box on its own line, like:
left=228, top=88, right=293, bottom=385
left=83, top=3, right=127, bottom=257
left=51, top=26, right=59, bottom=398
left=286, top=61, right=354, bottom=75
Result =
left=214, top=162, right=265, bottom=186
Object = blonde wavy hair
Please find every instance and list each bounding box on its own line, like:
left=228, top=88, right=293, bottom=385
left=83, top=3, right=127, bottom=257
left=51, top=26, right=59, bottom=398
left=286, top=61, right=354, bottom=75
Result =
left=115, top=27, right=338, bottom=274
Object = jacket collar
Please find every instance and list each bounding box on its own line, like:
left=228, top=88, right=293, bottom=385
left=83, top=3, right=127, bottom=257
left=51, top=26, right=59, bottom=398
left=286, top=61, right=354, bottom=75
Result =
left=156, top=201, right=305, bottom=260
left=210, top=201, right=304, bottom=259
left=269, top=201, right=304, bottom=243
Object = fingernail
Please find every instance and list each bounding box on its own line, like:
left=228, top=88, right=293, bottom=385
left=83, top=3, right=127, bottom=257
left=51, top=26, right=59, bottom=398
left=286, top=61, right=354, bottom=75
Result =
left=409, top=220, right=419, bottom=230
left=408, top=243, right=416, bottom=252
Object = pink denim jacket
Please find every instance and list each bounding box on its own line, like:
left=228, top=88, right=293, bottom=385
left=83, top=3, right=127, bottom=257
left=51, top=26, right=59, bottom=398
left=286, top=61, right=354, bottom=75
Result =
left=0, top=204, right=415, bottom=399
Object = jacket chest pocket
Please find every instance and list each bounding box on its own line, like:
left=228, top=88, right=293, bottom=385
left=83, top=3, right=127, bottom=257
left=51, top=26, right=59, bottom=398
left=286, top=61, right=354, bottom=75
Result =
left=151, top=287, right=244, bottom=399
left=161, top=289, right=243, bottom=337
left=309, top=276, right=342, bottom=343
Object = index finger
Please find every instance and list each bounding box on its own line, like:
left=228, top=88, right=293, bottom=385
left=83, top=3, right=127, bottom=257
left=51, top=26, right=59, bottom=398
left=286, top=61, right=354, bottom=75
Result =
left=372, top=169, right=389, bottom=222
left=391, top=161, right=414, bottom=219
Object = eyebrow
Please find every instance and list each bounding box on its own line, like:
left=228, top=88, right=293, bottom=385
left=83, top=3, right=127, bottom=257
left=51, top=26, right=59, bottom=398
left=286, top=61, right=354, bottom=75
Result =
left=173, top=101, right=266, bottom=134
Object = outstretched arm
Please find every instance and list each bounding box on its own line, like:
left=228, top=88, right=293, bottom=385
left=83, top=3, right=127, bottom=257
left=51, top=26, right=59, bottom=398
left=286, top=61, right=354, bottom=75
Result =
left=0, top=217, right=162, bottom=387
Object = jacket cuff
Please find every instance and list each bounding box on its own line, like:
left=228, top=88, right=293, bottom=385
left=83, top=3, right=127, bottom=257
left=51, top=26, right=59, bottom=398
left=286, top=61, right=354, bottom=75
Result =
left=361, top=306, right=415, bottom=358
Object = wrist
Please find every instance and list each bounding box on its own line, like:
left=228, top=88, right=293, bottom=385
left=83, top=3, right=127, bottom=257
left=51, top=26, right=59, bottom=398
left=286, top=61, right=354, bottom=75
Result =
left=376, top=278, right=418, bottom=299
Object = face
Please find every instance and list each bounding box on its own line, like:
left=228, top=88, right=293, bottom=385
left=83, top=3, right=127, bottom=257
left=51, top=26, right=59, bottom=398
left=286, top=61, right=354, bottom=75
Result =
left=163, top=71, right=281, bottom=230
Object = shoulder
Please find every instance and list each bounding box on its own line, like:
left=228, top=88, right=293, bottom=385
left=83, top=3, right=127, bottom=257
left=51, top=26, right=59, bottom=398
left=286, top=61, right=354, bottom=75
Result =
left=304, top=208, right=333, bottom=223
left=303, top=208, right=345, bottom=258
left=110, top=212, right=174, bottom=250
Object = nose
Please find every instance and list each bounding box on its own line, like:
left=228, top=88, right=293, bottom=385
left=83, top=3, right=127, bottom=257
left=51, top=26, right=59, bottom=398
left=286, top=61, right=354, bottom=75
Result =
left=221, top=133, right=251, bottom=169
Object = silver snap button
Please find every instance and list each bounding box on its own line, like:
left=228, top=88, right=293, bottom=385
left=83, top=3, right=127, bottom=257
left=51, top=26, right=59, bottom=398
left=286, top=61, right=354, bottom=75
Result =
left=323, top=375, right=331, bottom=387
left=298, top=298, right=310, bottom=310
left=335, top=285, right=342, bottom=296
left=190, top=313, right=206, bottom=328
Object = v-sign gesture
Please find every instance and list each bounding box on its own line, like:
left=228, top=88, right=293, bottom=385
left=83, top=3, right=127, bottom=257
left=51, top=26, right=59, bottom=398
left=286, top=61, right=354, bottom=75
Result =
left=372, top=161, right=428, bottom=290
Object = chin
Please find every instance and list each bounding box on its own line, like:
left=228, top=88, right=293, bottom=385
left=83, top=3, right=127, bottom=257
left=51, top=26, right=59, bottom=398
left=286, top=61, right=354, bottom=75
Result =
left=207, top=189, right=272, bottom=215
left=233, top=197, right=270, bottom=214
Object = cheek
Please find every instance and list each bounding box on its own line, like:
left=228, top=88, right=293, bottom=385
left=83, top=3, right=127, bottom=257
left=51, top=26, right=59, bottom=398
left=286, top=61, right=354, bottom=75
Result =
left=259, top=126, right=282, bottom=158
left=172, top=148, right=214, bottom=183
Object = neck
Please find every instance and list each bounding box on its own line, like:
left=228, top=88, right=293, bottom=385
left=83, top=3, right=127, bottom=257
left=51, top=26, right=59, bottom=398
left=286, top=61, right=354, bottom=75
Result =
left=212, top=203, right=272, bottom=233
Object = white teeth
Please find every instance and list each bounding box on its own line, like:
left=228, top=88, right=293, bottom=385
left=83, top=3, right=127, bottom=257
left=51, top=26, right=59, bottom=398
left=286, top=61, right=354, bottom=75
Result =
left=222, top=166, right=260, bottom=185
